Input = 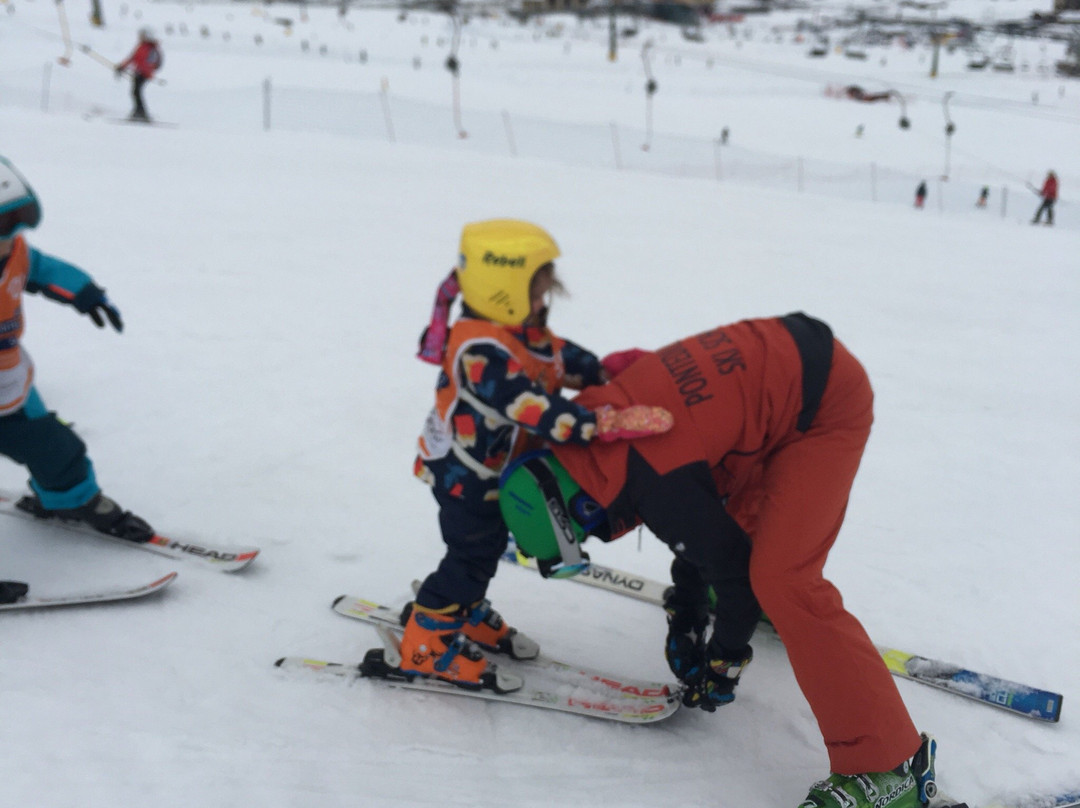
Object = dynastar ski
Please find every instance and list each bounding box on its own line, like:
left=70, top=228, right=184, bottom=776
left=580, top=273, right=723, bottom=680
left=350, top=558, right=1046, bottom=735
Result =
left=0, top=571, right=177, bottom=611
left=500, top=541, right=1063, bottom=722
left=0, top=489, right=260, bottom=572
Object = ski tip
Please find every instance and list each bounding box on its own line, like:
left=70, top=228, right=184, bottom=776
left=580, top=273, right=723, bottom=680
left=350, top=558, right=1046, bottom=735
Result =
left=331, top=595, right=346, bottom=608
left=273, top=657, right=286, bottom=667
left=153, top=571, right=180, bottom=587
left=217, top=547, right=260, bottom=571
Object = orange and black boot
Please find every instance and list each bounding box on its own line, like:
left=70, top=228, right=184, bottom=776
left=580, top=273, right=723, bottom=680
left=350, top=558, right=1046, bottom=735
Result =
left=398, top=605, right=522, bottom=693
left=460, top=599, right=540, bottom=660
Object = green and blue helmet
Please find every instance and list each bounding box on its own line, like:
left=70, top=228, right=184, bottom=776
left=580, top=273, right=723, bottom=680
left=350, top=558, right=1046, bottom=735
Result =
left=498, top=450, right=608, bottom=579
left=0, top=156, right=41, bottom=240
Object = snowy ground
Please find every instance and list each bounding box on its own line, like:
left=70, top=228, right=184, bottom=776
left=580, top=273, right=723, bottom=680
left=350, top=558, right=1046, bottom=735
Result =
left=1, top=1, right=1078, bottom=807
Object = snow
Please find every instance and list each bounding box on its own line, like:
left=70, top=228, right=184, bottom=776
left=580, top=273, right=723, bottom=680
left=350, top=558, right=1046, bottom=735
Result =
left=1, top=0, right=1078, bottom=806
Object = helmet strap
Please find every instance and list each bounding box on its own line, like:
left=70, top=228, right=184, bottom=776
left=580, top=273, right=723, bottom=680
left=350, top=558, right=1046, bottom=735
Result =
left=521, top=456, right=587, bottom=579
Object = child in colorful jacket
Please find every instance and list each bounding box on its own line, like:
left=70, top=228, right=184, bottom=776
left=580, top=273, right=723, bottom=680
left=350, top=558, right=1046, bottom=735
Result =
left=0, top=156, right=154, bottom=603
left=405, top=219, right=670, bottom=690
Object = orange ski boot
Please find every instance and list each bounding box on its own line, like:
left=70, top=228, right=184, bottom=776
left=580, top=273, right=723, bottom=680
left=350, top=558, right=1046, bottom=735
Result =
left=461, top=599, right=540, bottom=660
left=398, top=605, right=521, bottom=693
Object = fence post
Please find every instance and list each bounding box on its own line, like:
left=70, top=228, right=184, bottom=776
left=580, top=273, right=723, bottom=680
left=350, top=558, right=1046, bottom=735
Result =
left=41, top=62, right=52, bottom=113
left=502, top=110, right=517, bottom=157
left=380, top=79, right=396, bottom=143
left=262, top=77, right=271, bottom=131
left=610, top=123, right=622, bottom=170
left=871, top=162, right=877, bottom=202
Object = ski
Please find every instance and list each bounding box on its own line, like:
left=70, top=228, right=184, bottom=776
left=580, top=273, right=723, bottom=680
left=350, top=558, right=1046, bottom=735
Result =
left=0, top=571, right=177, bottom=611
left=501, top=540, right=669, bottom=604
left=500, top=540, right=1064, bottom=722
left=878, top=647, right=1062, bottom=723
left=302, top=594, right=681, bottom=724
left=105, top=118, right=179, bottom=128
left=986, top=792, right=1080, bottom=808
left=0, top=489, right=260, bottom=572
left=940, top=790, right=1080, bottom=808
left=275, top=651, right=679, bottom=723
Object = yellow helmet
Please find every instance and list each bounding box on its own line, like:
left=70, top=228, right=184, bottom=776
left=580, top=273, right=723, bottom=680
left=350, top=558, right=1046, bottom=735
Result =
left=455, top=219, right=560, bottom=326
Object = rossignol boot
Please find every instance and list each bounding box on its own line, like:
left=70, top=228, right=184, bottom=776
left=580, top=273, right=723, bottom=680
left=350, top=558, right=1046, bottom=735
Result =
left=799, top=733, right=940, bottom=808
left=17, top=491, right=154, bottom=543
left=398, top=606, right=521, bottom=693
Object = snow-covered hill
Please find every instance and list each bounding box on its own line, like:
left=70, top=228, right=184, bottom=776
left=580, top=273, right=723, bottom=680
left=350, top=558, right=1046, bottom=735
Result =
left=1, top=1, right=1078, bottom=806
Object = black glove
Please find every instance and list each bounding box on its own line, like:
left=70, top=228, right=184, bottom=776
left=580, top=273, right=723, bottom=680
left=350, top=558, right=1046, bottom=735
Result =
left=663, top=585, right=709, bottom=686
left=681, top=642, right=753, bottom=712
left=73, top=283, right=123, bottom=332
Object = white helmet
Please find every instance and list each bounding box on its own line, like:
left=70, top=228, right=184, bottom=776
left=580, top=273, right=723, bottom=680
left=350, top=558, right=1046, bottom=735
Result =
left=0, top=156, right=41, bottom=239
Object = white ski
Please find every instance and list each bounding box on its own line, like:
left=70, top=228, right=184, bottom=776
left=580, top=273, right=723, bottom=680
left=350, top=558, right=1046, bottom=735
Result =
left=0, top=571, right=177, bottom=611
left=283, top=594, right=683, bottom=724
left=0, top=489, right=260, bottom=572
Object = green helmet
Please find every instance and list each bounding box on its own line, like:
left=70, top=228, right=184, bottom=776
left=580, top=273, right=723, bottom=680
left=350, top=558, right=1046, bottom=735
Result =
left=498, top=450, right=607, bottom=579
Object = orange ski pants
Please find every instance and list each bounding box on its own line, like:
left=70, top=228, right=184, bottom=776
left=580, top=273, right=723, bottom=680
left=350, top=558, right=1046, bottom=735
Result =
left=733, top=339, right=921, bottom=775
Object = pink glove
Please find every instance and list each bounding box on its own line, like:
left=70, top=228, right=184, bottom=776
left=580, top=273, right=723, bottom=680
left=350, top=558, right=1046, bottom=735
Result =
left=595, top=405, right=674, bottom=442
left=601, top=349, right=648, bottom=380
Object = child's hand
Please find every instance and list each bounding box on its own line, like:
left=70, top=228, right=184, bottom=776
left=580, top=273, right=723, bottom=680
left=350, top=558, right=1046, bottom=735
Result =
left=73, top=283, right=123, bottom=332
left=595, top=405, right=673, bottom=442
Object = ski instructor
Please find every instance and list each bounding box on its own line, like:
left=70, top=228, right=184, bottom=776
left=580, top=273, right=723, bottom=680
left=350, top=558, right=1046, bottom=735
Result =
left=498, top=312, right=939, bottom=808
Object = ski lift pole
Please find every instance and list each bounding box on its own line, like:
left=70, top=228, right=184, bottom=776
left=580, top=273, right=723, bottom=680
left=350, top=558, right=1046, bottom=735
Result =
left=942, top=91, right=956, bottom=180
left=447, top=10, right=466, bottom=139
left=641, top=41, right=657, bottom=151
left=608, top=0, right=617, bottom=62
left=889, top=89, right=909, bottom=129
left=55, top=0, right=74, bottom=65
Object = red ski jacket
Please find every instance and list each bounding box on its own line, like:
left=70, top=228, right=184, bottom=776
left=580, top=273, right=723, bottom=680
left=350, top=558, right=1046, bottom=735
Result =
left=117, top=41, right=162, bottom=79
left=1041, top=175, right=1058, bottom=201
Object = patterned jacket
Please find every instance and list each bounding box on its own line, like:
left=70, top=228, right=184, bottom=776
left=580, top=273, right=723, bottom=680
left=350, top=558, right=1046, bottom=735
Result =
left=415, top=317, right=603, bottom=505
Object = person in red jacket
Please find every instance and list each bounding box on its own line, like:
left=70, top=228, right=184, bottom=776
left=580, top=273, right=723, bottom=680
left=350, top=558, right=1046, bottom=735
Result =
left=1032, top=170, right=1058, bottom=225
left=115, top=28, right=163, bottom=122
left=498, top=313, right=940, bottom=808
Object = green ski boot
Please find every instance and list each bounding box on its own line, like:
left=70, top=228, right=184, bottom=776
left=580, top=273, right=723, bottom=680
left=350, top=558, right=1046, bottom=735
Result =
left=799, top=733, right=940, bottom=808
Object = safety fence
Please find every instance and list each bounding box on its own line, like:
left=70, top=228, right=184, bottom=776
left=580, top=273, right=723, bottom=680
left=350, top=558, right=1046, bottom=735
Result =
left=4, top=61, right=1072, bottom=228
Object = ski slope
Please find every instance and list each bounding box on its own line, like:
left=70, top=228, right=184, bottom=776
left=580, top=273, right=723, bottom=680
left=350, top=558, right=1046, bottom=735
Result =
left=1, top=1, right=1078, bottom=806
